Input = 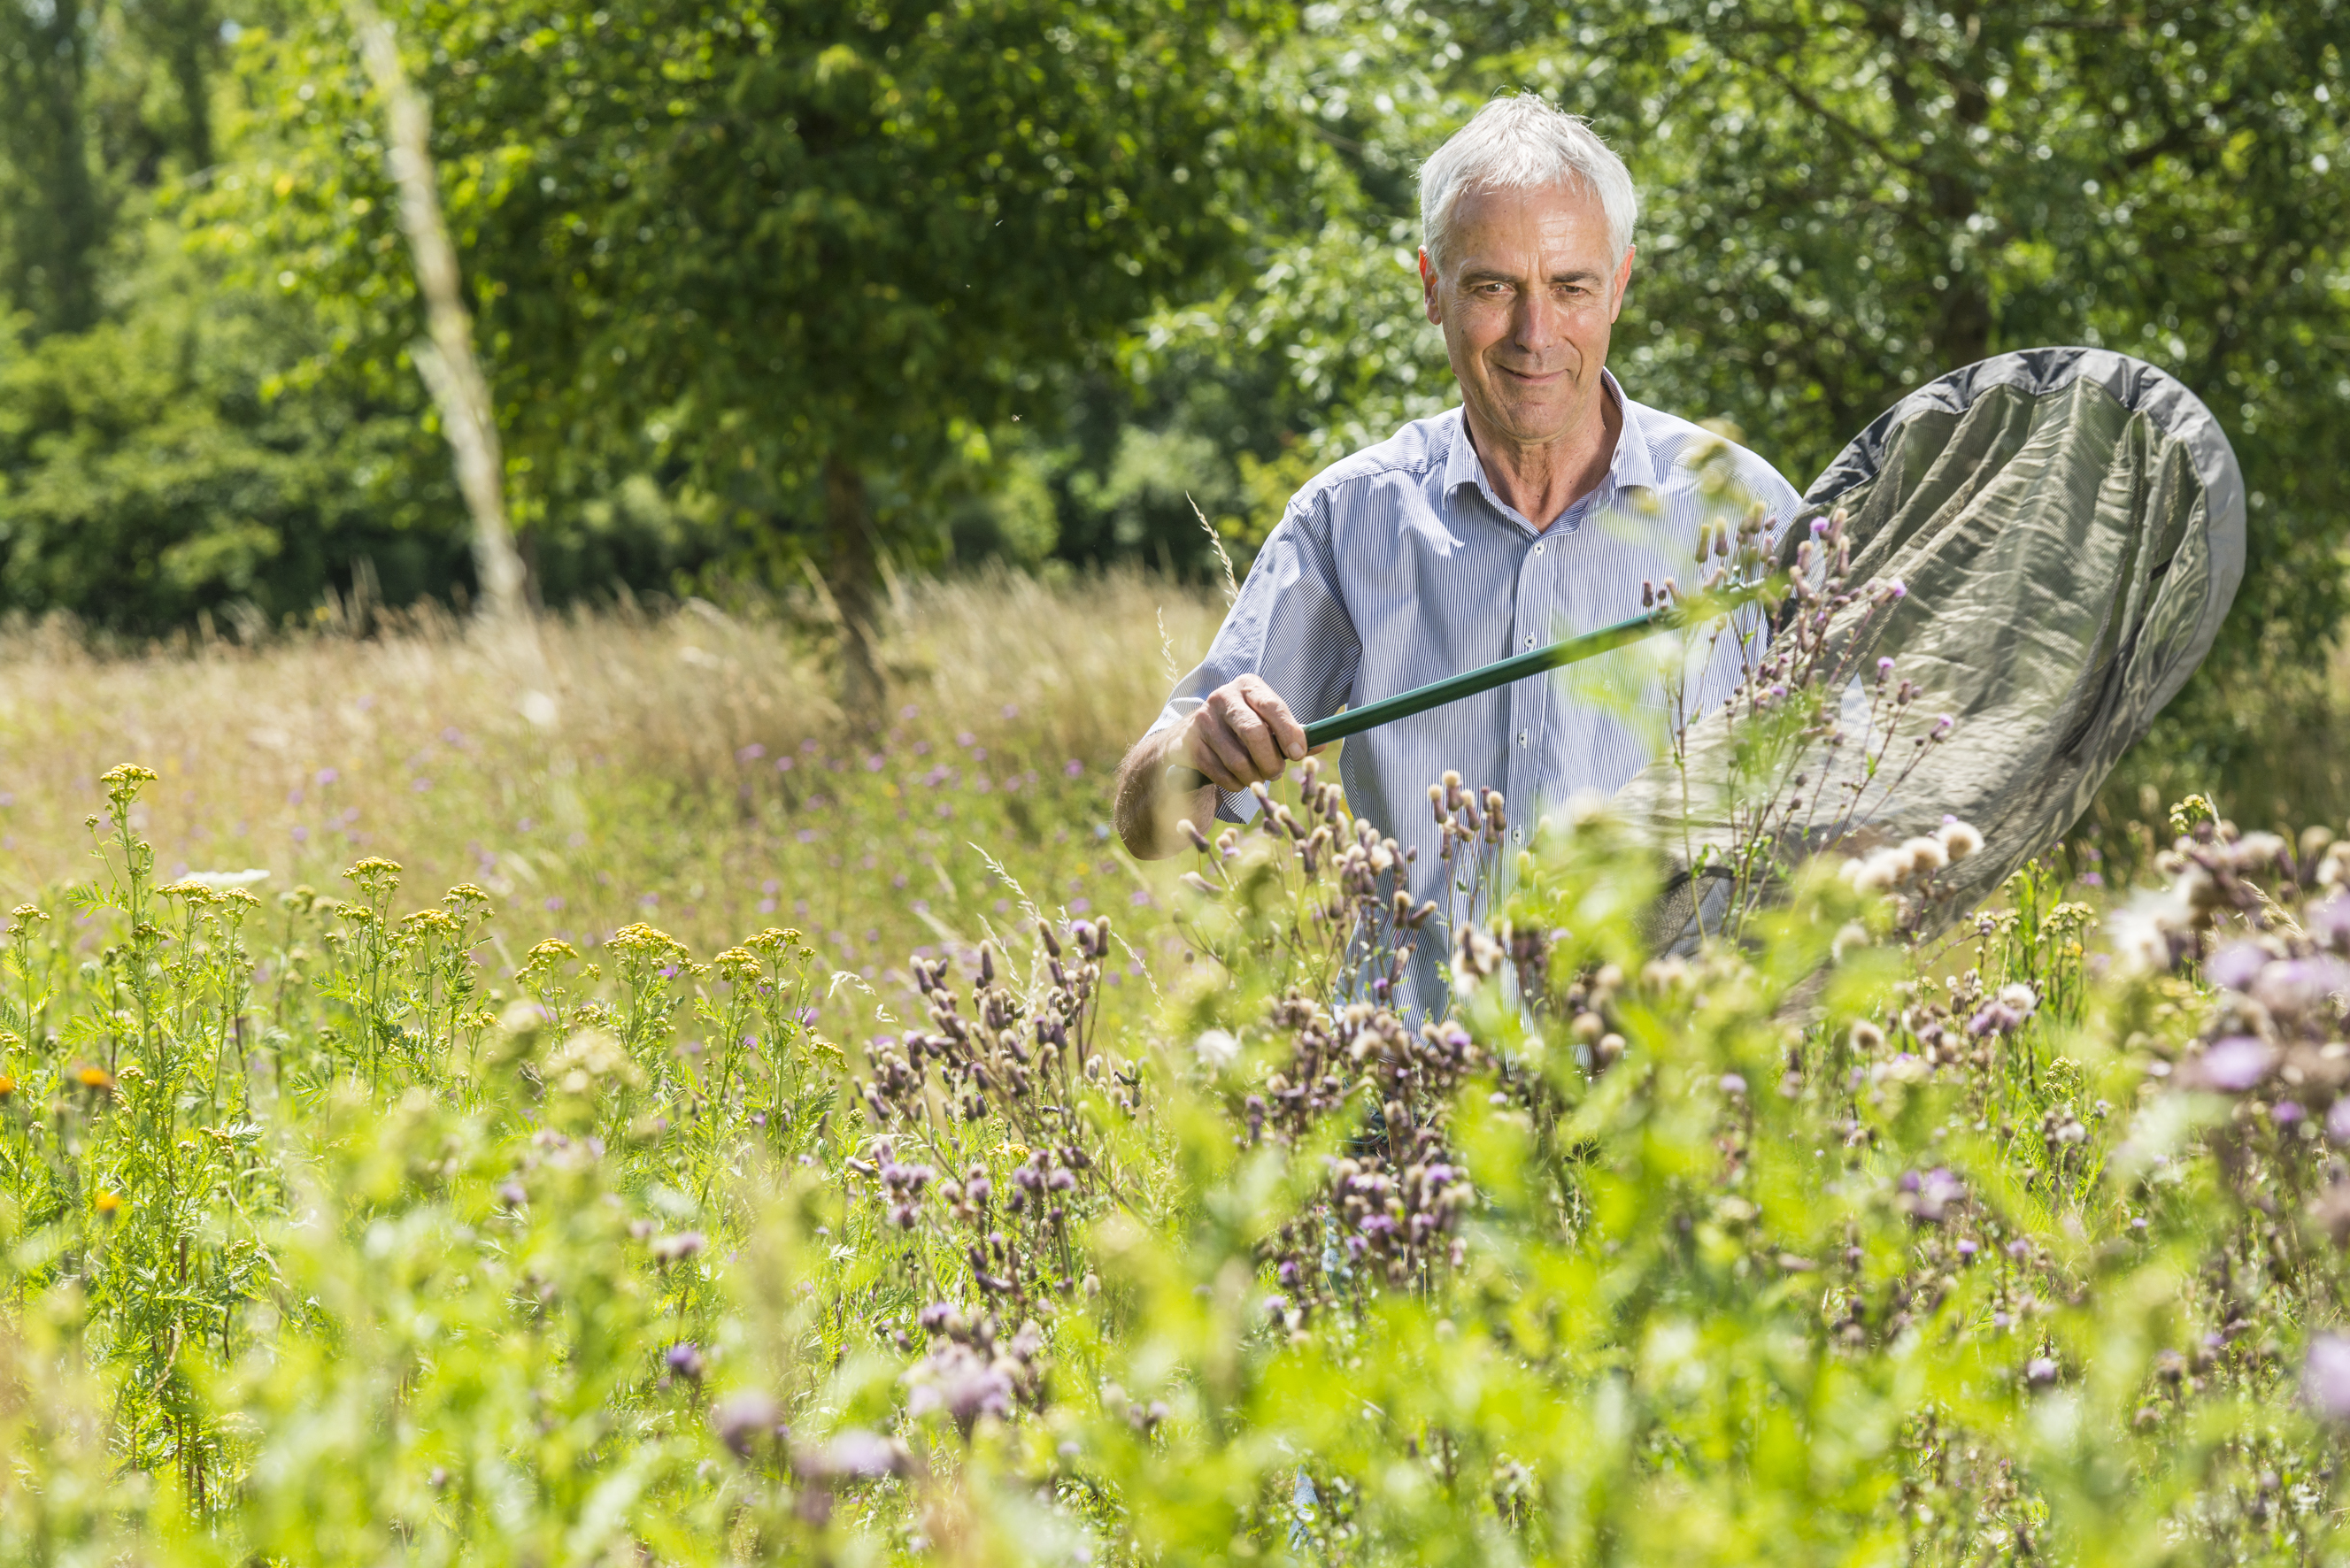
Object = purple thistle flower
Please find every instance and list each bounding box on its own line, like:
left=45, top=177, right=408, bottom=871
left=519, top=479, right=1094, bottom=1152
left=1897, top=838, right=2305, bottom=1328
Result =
left=2304, top=1334, right=2350, bottom=1421
left=713, top=1390, right=782, bottom=1458
left=2254, top=956, right=2350, bottom=1021
left=2194, top=1036, right=2277, bottom=1093
left=807, top=1430, right=906, bottom=1480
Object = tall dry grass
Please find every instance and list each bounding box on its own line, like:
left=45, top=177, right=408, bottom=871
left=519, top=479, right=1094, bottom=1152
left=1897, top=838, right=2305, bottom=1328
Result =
left=0, top=569, right=1222, bottom=1018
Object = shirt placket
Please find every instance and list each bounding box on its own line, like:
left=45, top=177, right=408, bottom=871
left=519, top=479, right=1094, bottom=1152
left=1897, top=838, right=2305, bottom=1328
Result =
left=1505, top=532, right=1554, bottom=850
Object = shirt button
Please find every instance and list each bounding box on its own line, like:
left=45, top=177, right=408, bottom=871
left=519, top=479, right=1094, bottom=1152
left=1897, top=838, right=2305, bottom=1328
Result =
left=1524, top=634, right=1537, bottom=649
left=1533, top=542, right=1545, bottom=556
left=1517, top=729, right=1529, bottom=748
left=1512, top=826, right=1522, bottom=843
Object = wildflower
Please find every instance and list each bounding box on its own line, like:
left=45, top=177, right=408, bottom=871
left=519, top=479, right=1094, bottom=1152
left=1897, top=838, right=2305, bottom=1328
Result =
left=2106, top=887, right=2194, bottom=974
left=544, top=1027, right=643, bottom=1094
left=2026, top=1357, right=2059, bottom=1387
left=399, top=908, right=462, bottom=940
left=2329, top=1100, right=2350, bottom=1146
left=1195, top=1029, right=1239, bottom=1069
left=1898, top=1167, right=1966, bottom=1224
left=650, top=1231, right=706, bottom=1264
left=2253, top=957, right=2350, bottom=1023
left=665, top=1341, right=707, bottom=1381
left=443, top=883, right=492, bottom=914
left=2186, top=1036, right=2276, bottom=1093
left=797, top=1430, right=911, bottom=1480
left=95, top=1191, right=122, bottom=1218
left=1452, top=923, right=1505, bottom=988
left=2206, top=941, right=2270, bottom=992
left=1899, top=835, right=1948, bottom=876
left=712, top=1390, right=783, bottom=1459
left=100, top=764, right=157, bottom=807
left=905, top=1341, right=1015, bottom=1434
left=75, top=1064, right=115, bottom=1093
left=0, top=1074, right=12, bottom=1102
left=1843, top=849, right=1907, bottom=895
left=2303, top=1334, right=2350, bottom=1421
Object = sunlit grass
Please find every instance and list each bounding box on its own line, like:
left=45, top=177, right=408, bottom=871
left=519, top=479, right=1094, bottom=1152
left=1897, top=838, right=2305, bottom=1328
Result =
left=0, top=568, right=1222, bottom=1039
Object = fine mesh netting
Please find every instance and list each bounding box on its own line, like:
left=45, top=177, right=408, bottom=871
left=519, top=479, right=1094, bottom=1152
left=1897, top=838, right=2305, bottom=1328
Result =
left=1619, top=348, right=2246, bottom=947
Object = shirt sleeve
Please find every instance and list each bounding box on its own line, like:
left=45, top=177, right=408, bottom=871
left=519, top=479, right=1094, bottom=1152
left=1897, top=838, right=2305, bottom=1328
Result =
left=1737, top=449, right=1808, bottom=557
left=1148, top=492, right=1361, bottom=823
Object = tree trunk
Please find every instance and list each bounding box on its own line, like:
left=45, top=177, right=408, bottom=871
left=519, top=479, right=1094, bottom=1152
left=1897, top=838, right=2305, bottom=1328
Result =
left=823, top=453, right=884, bottom=721
left=163, top=0, right=217, bottom=173
left=3, top=0, right=104, bottom=334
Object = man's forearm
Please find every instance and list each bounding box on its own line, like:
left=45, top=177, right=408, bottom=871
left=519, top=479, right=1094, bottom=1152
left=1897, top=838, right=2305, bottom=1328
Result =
left=1113, top=728, right=1218, bottom=860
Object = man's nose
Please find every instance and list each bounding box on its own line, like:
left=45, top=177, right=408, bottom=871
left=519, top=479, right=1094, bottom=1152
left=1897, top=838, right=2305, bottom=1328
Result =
left=1511, top=286, right=1562, bottom=357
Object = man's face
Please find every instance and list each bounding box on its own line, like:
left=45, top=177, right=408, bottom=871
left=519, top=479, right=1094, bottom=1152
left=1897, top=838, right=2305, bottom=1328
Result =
left=1420, top=181, right=1634, bottom=450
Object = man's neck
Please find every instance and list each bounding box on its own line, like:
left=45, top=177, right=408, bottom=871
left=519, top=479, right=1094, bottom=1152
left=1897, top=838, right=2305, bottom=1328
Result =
left=1463, top=376, right=1622, bottom=533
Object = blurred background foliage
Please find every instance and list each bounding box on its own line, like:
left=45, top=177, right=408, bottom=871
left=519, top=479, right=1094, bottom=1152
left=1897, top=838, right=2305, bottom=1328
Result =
left=0, top=0, right=2345, bottom=803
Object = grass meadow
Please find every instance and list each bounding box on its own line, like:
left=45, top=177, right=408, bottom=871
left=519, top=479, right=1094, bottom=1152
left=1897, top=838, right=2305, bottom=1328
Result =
left=0, top=571, right=1224, bottom=1045
left=4, top=568, right=2350, bottom=1567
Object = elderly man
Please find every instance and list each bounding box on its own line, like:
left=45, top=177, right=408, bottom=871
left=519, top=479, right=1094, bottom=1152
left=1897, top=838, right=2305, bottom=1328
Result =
left=1114, top=95, right=1803, bottom=1004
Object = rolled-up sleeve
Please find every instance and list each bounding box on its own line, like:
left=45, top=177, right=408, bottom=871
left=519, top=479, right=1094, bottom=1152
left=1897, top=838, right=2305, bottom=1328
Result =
left=1149, top=495, right=1361, bottom=822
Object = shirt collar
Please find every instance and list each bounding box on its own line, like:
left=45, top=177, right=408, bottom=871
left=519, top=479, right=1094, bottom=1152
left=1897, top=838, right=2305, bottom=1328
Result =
left=1442, top=371, right=1655, bottom=533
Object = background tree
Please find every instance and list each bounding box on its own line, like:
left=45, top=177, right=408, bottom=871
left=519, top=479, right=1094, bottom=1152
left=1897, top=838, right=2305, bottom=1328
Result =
left=216, top=0, right=1298, bottom=707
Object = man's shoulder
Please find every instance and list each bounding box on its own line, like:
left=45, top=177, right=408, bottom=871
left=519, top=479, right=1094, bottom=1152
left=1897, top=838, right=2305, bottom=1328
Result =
left=1622, top=394, right=1808, bottom=511
left=1285, top=409, right=1460, bottom=519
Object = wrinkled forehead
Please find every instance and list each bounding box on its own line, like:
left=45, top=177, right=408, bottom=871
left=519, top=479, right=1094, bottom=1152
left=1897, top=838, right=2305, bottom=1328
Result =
left=1437, top=180, right=1616, bottom=277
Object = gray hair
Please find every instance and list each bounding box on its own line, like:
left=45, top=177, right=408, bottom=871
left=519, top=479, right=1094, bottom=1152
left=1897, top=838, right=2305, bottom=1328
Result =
left=1420, top=95, right=1638, bottom=273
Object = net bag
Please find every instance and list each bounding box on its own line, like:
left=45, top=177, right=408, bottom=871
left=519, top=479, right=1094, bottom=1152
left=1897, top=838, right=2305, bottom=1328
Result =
left=1619, top=346, right=2246, bottom=946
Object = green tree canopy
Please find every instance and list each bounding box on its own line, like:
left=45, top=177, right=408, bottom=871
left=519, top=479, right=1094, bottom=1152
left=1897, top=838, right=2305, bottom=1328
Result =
left=211, top=0, right=1297, bottom=701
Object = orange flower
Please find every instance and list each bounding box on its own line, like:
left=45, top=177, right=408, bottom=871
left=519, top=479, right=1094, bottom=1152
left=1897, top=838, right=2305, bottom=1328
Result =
left=75, top=1065, right=115, bottom=1093
left=94, top=1192, right=122, bottom=1218
left=0, top=1074, right=13, bottom=1101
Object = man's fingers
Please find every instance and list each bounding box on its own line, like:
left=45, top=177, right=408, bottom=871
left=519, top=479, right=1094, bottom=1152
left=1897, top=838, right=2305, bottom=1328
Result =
left=1215, top=688, right=1286, bottom=778
left=1185, top=711, right=1252, bottom=791
left=1248, top=686, right=1307, bottom=762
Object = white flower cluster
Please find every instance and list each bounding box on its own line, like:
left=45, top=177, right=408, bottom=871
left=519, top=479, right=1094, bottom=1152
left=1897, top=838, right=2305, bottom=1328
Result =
left=1838, top=819, right=1983, bottom=895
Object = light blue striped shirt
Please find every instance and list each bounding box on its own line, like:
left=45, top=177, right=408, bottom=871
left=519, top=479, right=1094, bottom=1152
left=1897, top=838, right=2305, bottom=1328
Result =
left=1152, top=374, right=1805, bottom=1007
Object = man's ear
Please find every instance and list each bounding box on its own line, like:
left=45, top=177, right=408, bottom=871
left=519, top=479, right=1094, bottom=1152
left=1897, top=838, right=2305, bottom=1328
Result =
left=1608, top=245, right=1637, bottom=323
left=1419, top=248, right=1443, bottom=326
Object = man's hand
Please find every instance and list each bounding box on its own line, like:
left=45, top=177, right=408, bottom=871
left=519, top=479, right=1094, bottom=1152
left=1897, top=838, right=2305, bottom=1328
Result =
left=1113, top=674, right=1308, bottom=859
left=1178, top=673, right=1307, bottom=792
